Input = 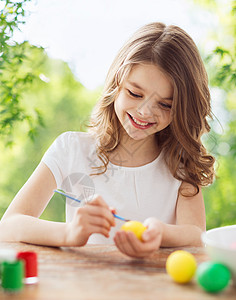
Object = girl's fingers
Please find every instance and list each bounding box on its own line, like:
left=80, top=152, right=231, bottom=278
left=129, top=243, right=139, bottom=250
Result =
left=142, top=218, right=163, bottom=242
left=114, top=232, right=124, bottom=253
left=114, top=232, right=130, bottom=254
left=142, top=227, right=159, bottom=242
left=125, top=232, right=148, bottom=256
left=89, top=194, right=109, bottom=208
left=86, top=215, right=112, bottom=231
left=86, top=224, right=111, bottom=238
left=128, top=231, right=162, bottom=255
left=85, top=195, right=116, bottom=226
left=109, top=207, right=117, bottom=215
left=115, top=231, right=143, bottom=257
left=115, top=230, right=162, bottom=258
left=82, top=204, right=115, bottom=226
left=114, top=234, right=124, bottom=253
left=114, top=231, right=135, bottom=256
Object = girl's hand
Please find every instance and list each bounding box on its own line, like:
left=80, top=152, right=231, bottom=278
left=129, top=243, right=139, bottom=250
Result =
left=114, top=218, right=163, bottom=258
left=65, top=195, right=115, bottom=247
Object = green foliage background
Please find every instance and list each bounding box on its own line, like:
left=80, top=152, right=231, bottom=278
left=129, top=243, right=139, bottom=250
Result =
left=197, top=0, right=236, bottom=229
left=0, top=0, right=235, bottom=229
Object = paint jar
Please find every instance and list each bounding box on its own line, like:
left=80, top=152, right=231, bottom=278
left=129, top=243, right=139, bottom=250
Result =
left=17, top=251, right=38, bottom=284
left=2, top=260, right=24, bottom=292
left=0, top=248, right=17, bottom=282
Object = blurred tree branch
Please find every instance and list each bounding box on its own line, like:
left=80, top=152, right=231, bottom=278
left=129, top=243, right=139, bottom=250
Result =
left=0, top=0, right=44, bottom=146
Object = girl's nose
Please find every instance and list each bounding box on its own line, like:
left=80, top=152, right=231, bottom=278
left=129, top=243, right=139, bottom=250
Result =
left=136, top=98, right=154, bottom=117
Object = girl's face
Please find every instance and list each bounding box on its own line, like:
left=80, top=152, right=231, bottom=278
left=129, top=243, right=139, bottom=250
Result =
left=114, top=63, right=173, bottom=141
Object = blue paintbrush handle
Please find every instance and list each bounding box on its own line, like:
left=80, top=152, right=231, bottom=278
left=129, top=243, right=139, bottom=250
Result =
left=112, top=214, right=128, bottom=222
left=54, top=190, right=81, bottom=203
left=53, top=190, right=128, bottom=222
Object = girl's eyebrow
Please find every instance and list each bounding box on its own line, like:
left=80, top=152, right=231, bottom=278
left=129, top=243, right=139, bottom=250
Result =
left=127, top=80, right=173, bottom=101
left=127, top=80, right=146, bottom=91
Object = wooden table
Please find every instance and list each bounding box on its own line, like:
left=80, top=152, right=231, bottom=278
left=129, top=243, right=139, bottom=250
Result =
left=0, top=242, right=235, bottom=300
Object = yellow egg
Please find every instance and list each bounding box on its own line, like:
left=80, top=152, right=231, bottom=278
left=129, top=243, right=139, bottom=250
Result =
left=166, top=250, right=197, bottom=283
left=121, top=221, right=147, bottom=241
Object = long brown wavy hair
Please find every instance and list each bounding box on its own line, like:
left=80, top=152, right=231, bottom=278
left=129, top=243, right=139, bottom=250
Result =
left=88, top=22, right=215, bottom=196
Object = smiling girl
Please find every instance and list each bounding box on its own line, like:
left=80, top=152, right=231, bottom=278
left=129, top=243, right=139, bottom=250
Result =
left=0, top=22, right=215, bottom=258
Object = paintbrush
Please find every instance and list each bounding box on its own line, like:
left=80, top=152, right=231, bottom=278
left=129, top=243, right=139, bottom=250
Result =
left=53, top=189, right=129, bottom=222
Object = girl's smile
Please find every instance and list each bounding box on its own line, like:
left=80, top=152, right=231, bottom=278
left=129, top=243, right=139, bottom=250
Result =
left=127, top=112, right=157, bottom=129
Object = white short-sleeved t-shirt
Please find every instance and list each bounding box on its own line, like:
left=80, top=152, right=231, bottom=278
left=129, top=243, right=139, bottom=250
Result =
left=42, top=131, right=181, bottom=244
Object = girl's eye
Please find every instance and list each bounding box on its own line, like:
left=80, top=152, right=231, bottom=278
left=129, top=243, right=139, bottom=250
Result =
left=128, top=90, right=142, bottom=98
left=159, top=102, right=172, bottom=110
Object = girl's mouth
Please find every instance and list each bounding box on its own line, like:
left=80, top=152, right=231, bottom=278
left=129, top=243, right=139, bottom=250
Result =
left=127, top=113, right=156, bottom=129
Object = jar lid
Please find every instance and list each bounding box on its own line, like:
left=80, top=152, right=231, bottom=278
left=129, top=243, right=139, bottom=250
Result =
left=0, top=248, right=17, bottom=262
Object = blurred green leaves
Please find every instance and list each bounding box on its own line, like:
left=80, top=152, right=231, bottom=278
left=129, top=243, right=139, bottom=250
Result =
left=0, top=0, right=44, bottom=144
left=206, top=46, right=235, bottom=88
left=195, top=0, right=236, bottom=228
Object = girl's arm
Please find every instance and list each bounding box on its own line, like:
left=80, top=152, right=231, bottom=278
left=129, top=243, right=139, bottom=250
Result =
left=114, top=182, right=206, bottom=258
left=0, top=162, right=115, bottom=247
left=161, top=182, right=206, bottom=247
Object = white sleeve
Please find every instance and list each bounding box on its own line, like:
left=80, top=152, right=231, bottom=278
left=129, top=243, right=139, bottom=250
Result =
left=41, top=132, right=71, bottom=188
